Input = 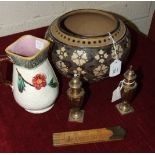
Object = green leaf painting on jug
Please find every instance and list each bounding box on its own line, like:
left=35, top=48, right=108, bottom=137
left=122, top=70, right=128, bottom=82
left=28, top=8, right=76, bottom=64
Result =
left=16, top=68, right=58, bottom=93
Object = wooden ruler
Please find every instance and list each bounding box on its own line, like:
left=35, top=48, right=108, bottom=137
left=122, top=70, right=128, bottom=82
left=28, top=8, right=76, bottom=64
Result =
left=53, top=126, right=126, bottom=147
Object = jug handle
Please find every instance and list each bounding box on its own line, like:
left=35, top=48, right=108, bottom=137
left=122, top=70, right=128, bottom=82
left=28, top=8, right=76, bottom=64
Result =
left=0, top=55, right=12, bottom=88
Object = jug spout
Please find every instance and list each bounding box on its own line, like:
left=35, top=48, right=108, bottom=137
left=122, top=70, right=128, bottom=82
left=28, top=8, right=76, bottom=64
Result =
left=5, top=35, right=50, bottom=69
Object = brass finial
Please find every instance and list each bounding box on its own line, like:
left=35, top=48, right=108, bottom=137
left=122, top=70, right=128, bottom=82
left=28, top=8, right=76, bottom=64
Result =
left=124, top=65, right=136, bottom=81
left=69, top=75, right=82, bottom=89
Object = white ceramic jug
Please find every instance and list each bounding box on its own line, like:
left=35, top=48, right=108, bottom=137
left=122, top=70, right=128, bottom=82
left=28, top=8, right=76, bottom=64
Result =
left=0, top=35, right=59, bottom=114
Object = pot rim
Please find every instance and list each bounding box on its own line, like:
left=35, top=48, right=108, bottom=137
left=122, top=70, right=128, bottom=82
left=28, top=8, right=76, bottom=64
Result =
left=47, top=9, right=127, bottom=48
left=57, top=9, right=120, bottom=38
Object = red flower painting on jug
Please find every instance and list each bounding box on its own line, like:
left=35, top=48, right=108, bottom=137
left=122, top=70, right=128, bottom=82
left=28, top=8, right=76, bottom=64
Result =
left=16, top=68, right=58, bottom=93
left=32, top=74, right=47, bottom=90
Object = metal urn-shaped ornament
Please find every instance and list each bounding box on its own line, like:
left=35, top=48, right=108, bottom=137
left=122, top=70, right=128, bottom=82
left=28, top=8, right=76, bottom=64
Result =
left=67, top=75, right=85, bottom=123
left=116, top=66, right=137, bottom=115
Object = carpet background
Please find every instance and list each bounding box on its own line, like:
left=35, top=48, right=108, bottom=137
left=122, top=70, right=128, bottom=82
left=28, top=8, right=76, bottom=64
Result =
left=0, top=27, right=155, bottom=152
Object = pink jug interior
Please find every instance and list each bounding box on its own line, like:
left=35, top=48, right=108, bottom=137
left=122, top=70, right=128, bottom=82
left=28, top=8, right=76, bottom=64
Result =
left=6, top=35, right=49, bottom=57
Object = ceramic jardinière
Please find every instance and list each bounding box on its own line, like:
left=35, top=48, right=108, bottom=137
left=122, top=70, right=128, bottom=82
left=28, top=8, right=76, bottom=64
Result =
left=45, top=9, right=131, bottom=82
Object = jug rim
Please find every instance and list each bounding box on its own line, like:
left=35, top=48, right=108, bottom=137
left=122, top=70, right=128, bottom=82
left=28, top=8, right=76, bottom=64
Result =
left=5, top=35, right=50, bottom=61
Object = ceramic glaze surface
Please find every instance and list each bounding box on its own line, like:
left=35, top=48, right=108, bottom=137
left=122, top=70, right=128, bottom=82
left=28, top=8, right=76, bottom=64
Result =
left=5, top=35, right=59, bottom=114
left=45, top=9, right=131, bottom=82
left=13, top=60, right=58, bottom=113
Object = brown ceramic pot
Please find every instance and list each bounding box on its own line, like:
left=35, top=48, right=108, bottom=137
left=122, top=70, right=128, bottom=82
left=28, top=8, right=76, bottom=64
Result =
left=45, top=9, right=131, bottom=82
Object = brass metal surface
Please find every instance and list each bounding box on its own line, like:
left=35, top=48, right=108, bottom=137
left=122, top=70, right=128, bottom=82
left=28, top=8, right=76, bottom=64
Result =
left=116, top=65, right=137, bottom=115
left=116, top=102, right=134, bottom=115
left=68, top=109, right=85, bottom=123
left=67, top=76, right=85, bottom=123
left=124, top=65, right=137, bottom=81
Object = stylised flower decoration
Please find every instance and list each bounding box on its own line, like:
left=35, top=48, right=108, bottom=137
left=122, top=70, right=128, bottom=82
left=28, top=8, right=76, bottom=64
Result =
left=16, top=69, right=58, bottom=93
left=93, top=64, right=108, bottom=77
left=95, top=49, right=108, bottom=63
left=56, top=61, right=68, bottom=74
left=111, top=44, right=123, bottom=59
left=32, top=74, right=47, bottom=90
left=73, top=67, right=86, bottom=75
left=56, top=47, right=68, bottom=60
left=71, top=50, right=88, bottom=66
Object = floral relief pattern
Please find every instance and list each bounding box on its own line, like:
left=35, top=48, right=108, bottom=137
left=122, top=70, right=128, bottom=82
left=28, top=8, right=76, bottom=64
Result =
left=95, top=50, right=108, bottom=63
left=16, top=68, right=58, bottom=93
left=71, top=50, right=88, bottom=66
left=56, top=61, right=68, bottom=74
left=56, top=47, right=68, bottom=60
left=32, top=74, right=47, bottom=90
left=93, top=64, right=108, bottom=78
left=111, top=44, right=124, bottom=59
left=73, top=67, right=86, bottom=75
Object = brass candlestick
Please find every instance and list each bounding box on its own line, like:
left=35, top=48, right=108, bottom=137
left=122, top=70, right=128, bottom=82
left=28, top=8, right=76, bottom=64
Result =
left=67, top=75, right=85, bottom=123
left=116, top=66, right=137, bottom=115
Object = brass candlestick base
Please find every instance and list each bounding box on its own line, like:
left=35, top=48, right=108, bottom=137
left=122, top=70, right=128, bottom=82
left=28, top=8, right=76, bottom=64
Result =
left=68, top=109, right=85, bottom=123
left=116, top=101, right=134, bottom=115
